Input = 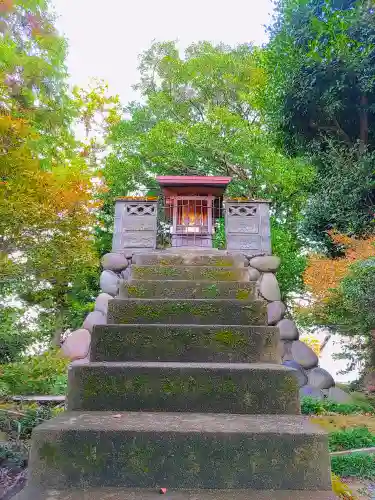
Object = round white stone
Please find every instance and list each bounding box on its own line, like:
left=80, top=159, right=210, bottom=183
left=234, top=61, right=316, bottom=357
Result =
left=249, top=256, right=281, bottom=272
left=94, top=293, right=113, bottom=315
left=308, top=367, right=335, bottom=390
left=100, top=270, right=120, bottom=296
left=83, top=310, right=106, bottom=333
left=259, top=273, right=281, bottom=301
left=291, top=340, right=319, bottom=369
left=61, top=329, right=91, bottom=360
left=327, top=387, right=352, bottom=403
left=277, top=318, right=299, bottom=341
left=267, top=301, right=286, bottom=325
left=248, top=267, right=261, bottom=281
left=280, top=340, right=293, bottom=361
left=299, top=385, right=324, bottom=400
left=101, top=253, right=128, bottom=272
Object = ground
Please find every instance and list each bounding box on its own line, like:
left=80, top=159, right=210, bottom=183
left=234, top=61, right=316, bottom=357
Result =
left=313, top=415, right=375, bottom=499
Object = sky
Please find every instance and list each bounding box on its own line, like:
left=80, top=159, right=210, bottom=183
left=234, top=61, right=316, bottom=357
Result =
left=52, top=0, right=274, bottom=103
left=51, top=0, right=358, bottom=383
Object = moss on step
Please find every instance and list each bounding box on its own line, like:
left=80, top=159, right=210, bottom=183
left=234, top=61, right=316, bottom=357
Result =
left=131, top=266, right=247, bottom=282
left=120, top=281, right=256, bottom=300
left=91, top=325, right=279, bottom=363
left=107, top=299, right=267, bottom=325
left=67, top=364, right=300, bottom=414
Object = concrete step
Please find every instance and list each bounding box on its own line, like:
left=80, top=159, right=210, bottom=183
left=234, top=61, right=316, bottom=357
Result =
left=120, top=280, right=257, bottom=300
left=107, top=299, right=267, bottom=325
left=67, top=362, right=299, bottom=414
left=27, top=412, right=331, bottom=491
left=133, top=252, right=246, bottom=267
left=90, top=324, right=280, bottom=363
left=131, top=265, right=249, bottom=282
left=15, top=487, right=336, bottom=500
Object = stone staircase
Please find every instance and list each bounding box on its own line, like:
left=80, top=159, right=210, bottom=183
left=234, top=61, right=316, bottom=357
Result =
left=18, top=251, right=334, bottom=499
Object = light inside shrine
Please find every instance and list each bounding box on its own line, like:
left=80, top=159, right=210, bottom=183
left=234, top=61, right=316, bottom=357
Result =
left=157, top=176, right=232, bottom=247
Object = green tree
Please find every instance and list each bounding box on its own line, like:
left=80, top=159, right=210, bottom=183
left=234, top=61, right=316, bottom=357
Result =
left=265, top=0, right=375, bottom=247
left=0, top=2, right=110, bottom=352
left=101, top=41, right=313, bottom=296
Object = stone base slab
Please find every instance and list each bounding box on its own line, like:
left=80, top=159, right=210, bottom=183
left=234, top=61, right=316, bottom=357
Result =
left=90, top=324, right=280, bottom=363
left=15, top=487, right=336, bottom=500
left=66, top=362, right=299, bottom=414
left=119, top=280, right=257, bottom=300
left=133, top=253, right=246, bottom=267
left=27, top=412, right=331, bottom=491
left=107, top=299, right=267, bottom=325
left=131, top=265, right=249, bottom=282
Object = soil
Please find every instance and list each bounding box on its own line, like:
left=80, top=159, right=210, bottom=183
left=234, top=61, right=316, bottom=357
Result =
left=0, top=467, right=27, bottom=500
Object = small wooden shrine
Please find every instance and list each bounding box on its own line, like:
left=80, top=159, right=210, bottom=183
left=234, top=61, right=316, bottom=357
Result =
left=157, top=176, right=232, bottom=248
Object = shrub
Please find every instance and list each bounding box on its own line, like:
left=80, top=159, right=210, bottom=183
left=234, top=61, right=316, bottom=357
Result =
left=300, top=397, right=374, bottom=415
left=300, top=397, right=325, bottom=415
left=323, top=400, right=374, bottom=415
left=331, top=453, right=375, bottom=479
left=0, top=350, right=69, bottom=396
left=329, top=427, right=375, bottom=452
left=0, top=404, right=64, bottom=441
left=0, top=442, right=27, bottom=468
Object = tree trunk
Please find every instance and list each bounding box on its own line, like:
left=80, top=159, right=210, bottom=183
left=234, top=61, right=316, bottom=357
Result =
left=52, top=308, right=65, bottom=347
left=359, top=94, right=368, bottom=154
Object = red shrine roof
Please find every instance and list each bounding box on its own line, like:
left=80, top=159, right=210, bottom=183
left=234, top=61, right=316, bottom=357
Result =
left=156, top=176, right=232, bottom=186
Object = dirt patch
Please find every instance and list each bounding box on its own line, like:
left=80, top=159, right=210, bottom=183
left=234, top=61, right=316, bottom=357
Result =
left=0, top=467, right=27, bottom=500
left=343, top=478, right=375, bottom=499
left=311, top=415, right=375, bottom=433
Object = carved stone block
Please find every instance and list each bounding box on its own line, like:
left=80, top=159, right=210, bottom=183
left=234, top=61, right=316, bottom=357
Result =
left=112, top=200, right=158, bottom=252
left=225, top=200, right=271, bottom=254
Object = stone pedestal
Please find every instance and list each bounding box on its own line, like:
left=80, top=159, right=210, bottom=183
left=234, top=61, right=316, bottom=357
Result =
left=225, top=199, right=271, bottom=255
left=112, top=198, right=158, bottom=253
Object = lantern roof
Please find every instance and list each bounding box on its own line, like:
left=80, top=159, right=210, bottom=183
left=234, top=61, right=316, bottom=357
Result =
left=157, top=176, right=232, bottom=187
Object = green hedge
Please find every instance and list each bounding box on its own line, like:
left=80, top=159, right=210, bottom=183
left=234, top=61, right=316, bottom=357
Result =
left=301, top=396, right=374, bottom=415
left=331, top=454, right=375, bottom=479
left=329, top=427, right=375, bottom=452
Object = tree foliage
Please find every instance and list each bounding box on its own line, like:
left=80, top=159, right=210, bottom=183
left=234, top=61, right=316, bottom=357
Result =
left=0, top=1, right=106, bottom=353
left=266, top=0, right=375, bottom=246
left=304, top=232, right=375, bottom=299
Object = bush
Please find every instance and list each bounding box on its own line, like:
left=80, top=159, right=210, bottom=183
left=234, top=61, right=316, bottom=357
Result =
left=301, top=396, right=325, bottom=415
left=323, top=399, right=374, bottom=415
left=212, top=218, right=226, bottom=249
left=301, top=397, right=374, bottom=415
left=329, top=427, right=375, bottom=452
left=0, top=442, right=27, bottom=468
left=0, top=404, right=64, bottom=467
left=0, top=404, right=64, bottom=439
left=331, top=453, right=375, bottom=479
left=0, top=350, right=69, bottom=396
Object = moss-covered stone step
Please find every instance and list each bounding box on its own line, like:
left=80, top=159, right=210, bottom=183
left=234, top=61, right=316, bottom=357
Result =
left=131, top=265, right=249, bottom=282
left=67, top=362, right=299, bottom=414
left=15, top=487, right=337, bottom=500
left=120, top=280, right=256, bottom=300
left=27, top=411, right=331, bottom=491
left=107, top=299, right=267, bottom=325
left=133, top=252, right=246, bottom=268
left=91, top=324, right=280, bottom=363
